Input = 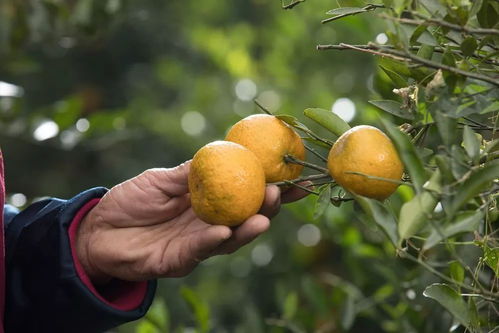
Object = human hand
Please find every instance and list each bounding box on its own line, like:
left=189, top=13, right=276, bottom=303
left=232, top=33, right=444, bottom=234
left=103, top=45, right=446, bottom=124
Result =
left=75, top=161, right=309, bottom=284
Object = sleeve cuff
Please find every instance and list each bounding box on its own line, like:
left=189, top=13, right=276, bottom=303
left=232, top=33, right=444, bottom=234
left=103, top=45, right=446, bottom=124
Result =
left=68, top=198, right=149, bottom=312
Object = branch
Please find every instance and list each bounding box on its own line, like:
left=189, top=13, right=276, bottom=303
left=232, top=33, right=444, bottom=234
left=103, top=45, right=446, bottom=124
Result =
left=270, top=173, right=331, bottom=186
left=318, top=43, right=499, bottom=87
left=281, top=0, right=305, bottom=10
left=411, top=12, right=499, bottom=36
left=284, top=154, right=329, bottom=173
left=321, top=4, right=385, bottom=24
left=317, top=44, right=498, bottom=65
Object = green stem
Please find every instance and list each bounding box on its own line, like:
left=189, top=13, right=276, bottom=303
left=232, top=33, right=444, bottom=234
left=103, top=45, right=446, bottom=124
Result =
left=284, top=155, right=329, bottom=173
left=270, top=173, right=331, bottom=186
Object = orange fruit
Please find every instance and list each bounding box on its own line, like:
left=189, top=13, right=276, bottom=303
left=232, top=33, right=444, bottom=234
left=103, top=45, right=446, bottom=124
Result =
left=327, top=125, right=403, bottom=200
left=188, top=140, right=266, bottom=226
left=225, top=114, right=305, bottom=182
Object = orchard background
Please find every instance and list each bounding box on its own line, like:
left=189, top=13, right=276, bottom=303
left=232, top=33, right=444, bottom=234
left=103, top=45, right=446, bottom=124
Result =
left=1, top=0, right=498, bottom=332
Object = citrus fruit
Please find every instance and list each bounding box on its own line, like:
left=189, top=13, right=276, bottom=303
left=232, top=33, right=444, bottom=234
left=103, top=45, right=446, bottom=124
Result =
left=327, top=125, right=403, bottom=200
left=225, top=114, right=305, bottom=183
left=188, top=140, right=266, bottom=226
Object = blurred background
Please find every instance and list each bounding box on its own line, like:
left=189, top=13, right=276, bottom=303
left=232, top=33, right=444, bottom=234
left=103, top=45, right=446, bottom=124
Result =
left=0, top=0, right=446, bottom=332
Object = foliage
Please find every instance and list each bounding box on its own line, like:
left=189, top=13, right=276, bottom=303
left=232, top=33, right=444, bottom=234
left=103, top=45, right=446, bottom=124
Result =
left=1, top=0, right=498, bottom=332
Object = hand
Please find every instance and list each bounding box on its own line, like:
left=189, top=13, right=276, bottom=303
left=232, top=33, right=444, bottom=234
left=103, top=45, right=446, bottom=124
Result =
left=75, top=161, right=309, bottom=284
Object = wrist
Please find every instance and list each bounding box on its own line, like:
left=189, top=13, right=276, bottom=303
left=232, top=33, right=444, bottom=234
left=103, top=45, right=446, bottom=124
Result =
left=75, top=209, right=113, bottom=285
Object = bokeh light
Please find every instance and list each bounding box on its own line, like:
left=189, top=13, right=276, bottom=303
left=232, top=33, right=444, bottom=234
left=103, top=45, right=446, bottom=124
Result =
left=181, top=111, right=206, bottom=136
left=332, top=98, right=356, bottom=123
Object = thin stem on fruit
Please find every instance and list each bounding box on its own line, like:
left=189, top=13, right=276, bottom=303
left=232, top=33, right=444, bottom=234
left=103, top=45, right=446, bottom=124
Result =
left=304, top=144, right=328, bottom=162
left=284, top=154, right=329, bottom=173
left=270, top=173, right=331, bottom=186
left=345, top=171, right=410, bottom=186
left=283, top=180, right=319, bottom=195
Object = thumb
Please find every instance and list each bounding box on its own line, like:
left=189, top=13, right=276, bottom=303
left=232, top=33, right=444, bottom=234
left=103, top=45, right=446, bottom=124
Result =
left=143, top=160, right=192, bottom=197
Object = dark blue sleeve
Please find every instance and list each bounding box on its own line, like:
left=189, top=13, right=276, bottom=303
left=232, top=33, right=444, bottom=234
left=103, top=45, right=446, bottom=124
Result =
left=4, top=188, right=156, bottom=333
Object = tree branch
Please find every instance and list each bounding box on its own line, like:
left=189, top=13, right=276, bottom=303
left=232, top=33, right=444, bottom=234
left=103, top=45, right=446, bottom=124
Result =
left=321, top=4, right=385, bottom=24
left=317, top=43, right=499, bottom=86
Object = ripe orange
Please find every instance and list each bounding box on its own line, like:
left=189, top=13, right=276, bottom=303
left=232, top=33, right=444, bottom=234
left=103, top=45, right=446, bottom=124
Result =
left=225, top=114, right=305, bottom=182
left=327, top=125, right=403, bottom=200
left=188, top=141, right=266, bottom=226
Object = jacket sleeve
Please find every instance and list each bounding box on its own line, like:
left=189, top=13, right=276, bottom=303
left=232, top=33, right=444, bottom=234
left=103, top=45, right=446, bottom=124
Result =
left=4, top=188, right=157, bottom=333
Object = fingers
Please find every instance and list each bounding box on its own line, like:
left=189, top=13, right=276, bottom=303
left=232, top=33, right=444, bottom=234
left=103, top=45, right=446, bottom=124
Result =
left=212, top=215, right=270, bottom=255
left=143, top=160, right=192, bottom=197
left=189, top=225, right=232, bottom=261
left=259, top=185, right=281, bottom=219
left=281, top=181, right=313, bottom=203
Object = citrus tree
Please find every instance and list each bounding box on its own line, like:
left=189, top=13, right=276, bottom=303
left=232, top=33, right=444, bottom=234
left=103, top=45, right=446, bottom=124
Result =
left=248, top=0, right=498, bottom=331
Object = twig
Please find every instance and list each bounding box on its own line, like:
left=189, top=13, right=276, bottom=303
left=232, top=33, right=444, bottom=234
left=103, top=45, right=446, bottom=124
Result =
left=345, top=171, right=410, bottom=186
left=284, top=154, right=329, bottom=173
left=304, top=144, right=328, bottom=162
left=326, top=43, right=499, bottom=86
left=281, top=0, right=305, bottom=10
left=317, top=44, right=499, bottom=65
left=254, top=99, right=273, bottom=115
left=318, top=43, right=409, bottom=61
left=410, top=12, right=499, bottom=36
left=322, top=4, right=385, bottom=24
left=399, top=251, right=499, bottom=300
left=283, top=180, right=319, bottom=195
left=271, top=173, right=331, bottom=186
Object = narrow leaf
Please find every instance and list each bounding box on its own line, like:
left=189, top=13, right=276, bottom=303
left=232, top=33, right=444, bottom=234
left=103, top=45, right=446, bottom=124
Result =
left=381, top=119, right=427, bottom=192
left=449, top=159, right=499, bottom=215
left=462, top=125, right=480, bottom=163
left=304, top=108, right=351, bottom=137
left=326, top=7, right=364, bottom=15
left=449, top=261, right=465, bottom=285
left=283, top=292, right=298, bottom=320
left=379, top=66, right=408, bottom=88
left=398, top=171, right=440, bottom=241
left=180, top=287, right=210, bottom=333
left=423, top=210, right=483, bottom=250
left=423, top=284, right=472, bottom=329
left=369, top=100, right=414, bottom=120
left=483, top=246, right=499, bottom=275
left=417, top=44, right=434, bottom=60
left=353, top=194, right=399, bottom=246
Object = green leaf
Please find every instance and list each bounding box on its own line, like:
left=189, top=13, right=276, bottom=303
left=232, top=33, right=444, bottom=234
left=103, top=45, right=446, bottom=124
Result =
left=314, top=184, right=332, bottom=219
left=353, top=195, right=399, bottom=246
left=283, top=292, right=298, bottom=320
left=410, top=24, right=438, bottom=46
left=276, top=114, right=301, bottom=127
left=381, top=119, right=427, bottom=192
left=460, top=37, right=478, bottom=57
left=326, top=7, right=363, bottom=15
left=180, top=286, right=210, bottom=333
left=449, top=159, right=499, bottom=215
left=417, top=44, right=434, bottom=60
left=433, top=110, right=458, bottom=147
left=423, top=210, right=483, bottom=251
left=423, top=284, right=472, bottom=329
left=303, top=108, right=351, bottom=137
left=398, top=171, right=440, bottom=241
left=483, top=246, right=499, bottom=275
left=470, top=0, right=484, bottom=18
left=379, top=66, right=408, bottom=88
left=462, top=125, right=480, bottom=163
left=369, top=100, right=414, bottom=120
left=449, top=261, right=465, bottom=285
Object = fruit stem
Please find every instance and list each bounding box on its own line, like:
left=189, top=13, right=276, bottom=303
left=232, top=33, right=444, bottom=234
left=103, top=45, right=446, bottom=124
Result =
left=270, top=173, right=331, bottom=186
left=284, top=154, right=329, bottom=173
left=304, top=144, right=328, bottom=162
left=283, top=180, right=319, bottom=195
left=345, top=171, right=411, bottom=186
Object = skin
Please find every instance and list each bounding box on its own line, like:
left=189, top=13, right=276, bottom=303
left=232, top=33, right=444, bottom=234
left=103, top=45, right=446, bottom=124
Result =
left=75, top=160, right=309, bottom=284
